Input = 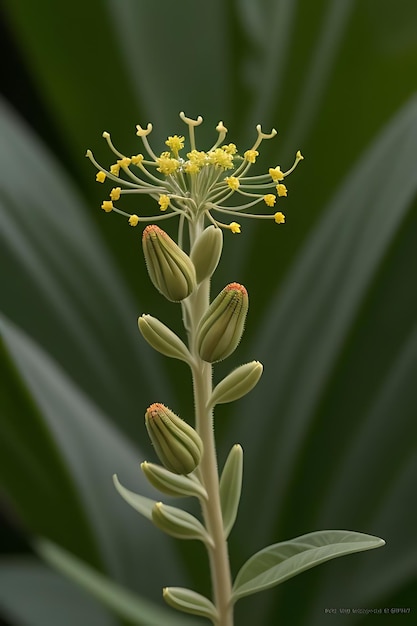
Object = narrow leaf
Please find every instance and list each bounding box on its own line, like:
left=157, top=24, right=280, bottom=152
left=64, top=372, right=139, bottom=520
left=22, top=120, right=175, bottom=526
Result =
left=232, top=530, right=385, bottom=602
left=36, top=540, right=201, bottom=626
left=112, top=474, right=156, bottom=521
left=220, top=444, right=244, bottom=538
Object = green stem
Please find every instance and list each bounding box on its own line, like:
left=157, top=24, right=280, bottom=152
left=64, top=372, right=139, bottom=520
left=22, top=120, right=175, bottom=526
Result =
left=185, top=221, right=234, bottom=626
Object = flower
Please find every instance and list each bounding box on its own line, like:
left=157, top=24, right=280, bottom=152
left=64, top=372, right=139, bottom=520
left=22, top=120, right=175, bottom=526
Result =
left=274, top=212, right=285, bottom=224
left=87, top=112, right=303, bottom=232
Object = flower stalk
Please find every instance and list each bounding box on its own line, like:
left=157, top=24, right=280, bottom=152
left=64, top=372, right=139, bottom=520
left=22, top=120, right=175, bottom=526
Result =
left=90, top=113, right=311, bottom=626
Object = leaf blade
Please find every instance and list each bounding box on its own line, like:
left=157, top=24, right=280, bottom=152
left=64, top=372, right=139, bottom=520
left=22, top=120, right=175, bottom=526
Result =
left=232, top=530, right=385, bottom=602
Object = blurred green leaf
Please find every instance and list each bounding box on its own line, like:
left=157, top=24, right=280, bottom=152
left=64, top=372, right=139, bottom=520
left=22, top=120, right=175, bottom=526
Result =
left=0, top=96, right=171, bottom=435
left=0, top=558, right=117, bottom=626
left=36, top=540, right=202, bottom=626
left=0, top=314, right=186, bottom=592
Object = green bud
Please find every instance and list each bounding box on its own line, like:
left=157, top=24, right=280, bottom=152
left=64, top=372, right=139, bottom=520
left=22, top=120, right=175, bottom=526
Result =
left=163, top=587, right=218, bottom=621
left=190, top=225, right=223, bottom=283
left=209, top=361, right=263, bottom=407
left=152, top=502, right=213, bottom=546
left=145, top=403, right=203, bottom=474
left=141, top=461, right=208, bottom=499
left=197, top=283, right=249, bottom=363
left=138, top=314, right=191, bottom=363
left=220, top=444, right=243, bottom=538
left=142, top=225, right=196, bottom=301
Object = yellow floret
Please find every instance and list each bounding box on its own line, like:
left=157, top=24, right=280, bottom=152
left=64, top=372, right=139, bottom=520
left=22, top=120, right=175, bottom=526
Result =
left=269, top=166, right=284, bottom=182
left=128, top=214, right=140, bottom=226
left=225, top=176, right=240, bottom=191
left=96, top=171, right=106, bottom=183
left=264, top=194, right=276, bottom=207
left=208, top=148, right=234, bottom=169
left=244, top=149, right=259, bottom=163
left=165, top=135, right=185, bottom=154
left=158, top=194, right=170, bottom=211
left=131, top=154, right=144, bottom=165
left=101, top=201, right=113, bottom=213
left=276, top=184, right=287, bottom=197
left=110, top=187, right=121, bottom=201
left=156, top=152, right=180, bottom=175
left=274, top=212, right=285, bottom=224
left=110, top=164, right=120, bottom=176
left=229, top=222, right=241, bottom=234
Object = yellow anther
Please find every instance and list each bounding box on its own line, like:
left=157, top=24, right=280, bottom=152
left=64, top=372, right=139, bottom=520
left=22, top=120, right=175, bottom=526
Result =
left=128, top=214, right=140, bottom=226
left=229, top=222, right=241, bottom=234
left=225, top=176, right=240, bottom=191
left=269, top=166, right=284, bottom=182
left=110, top=187, right=121, bottom=201
left=276, top=184, right=287, bottom=197
left=96, top=171, right=106, bottom=183
left=158, top=194, right=170, bottom=211
left=244, top=149, right=259, bottom=163
left=264, top=194, right=276, bottom=207
left=274, top=212, right=285, bottom=224
left=101, top=201, right=113, bottom=213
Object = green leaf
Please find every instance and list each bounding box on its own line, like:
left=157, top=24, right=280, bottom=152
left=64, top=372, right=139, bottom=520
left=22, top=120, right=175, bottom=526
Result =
left=112, top=474, right=156, bottom=522
left=0, top=314, right=183, bottom=589
left=219, top=444, right=243, bottom=539
left=35, top=540, right=201, bottom=626
left=235, top=94, right=417, bottom=546
left=232, top=530, right=385, bottom=602
left=163, top=587, right=218, bottom=621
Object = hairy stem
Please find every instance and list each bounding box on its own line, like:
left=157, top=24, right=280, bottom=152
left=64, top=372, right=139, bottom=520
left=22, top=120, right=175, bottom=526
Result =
left=185, top=221, right=234, bottom=626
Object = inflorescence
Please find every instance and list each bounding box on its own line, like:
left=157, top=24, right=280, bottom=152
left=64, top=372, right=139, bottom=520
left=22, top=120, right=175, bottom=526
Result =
left=86, top=112, right=303, bottom=233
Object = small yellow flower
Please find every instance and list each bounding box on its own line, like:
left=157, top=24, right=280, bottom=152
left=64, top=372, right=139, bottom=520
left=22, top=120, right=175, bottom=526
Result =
left=131, top=154, right=144, bottom=165
left=110, top=163, right=120, bottom=176
left=208, top=148, right=234, bottom=169
left=264, top=194, right=276, bottom=207
left=101, top=200, right=113, bottom=213
left=165, top=135, right=185, bottom=154
left=229, top=222, right=241, bottom=234
left=274, top=212, right=285, bottom=224
left=129, top=214, right=140, bottom=226
left=118, top=157, right=132, bottom=168
left=276, top=184, right=287, bottom=197
left=156, top=152, right=180, bottom=175
left=222, top=143, right=237, bottom=155
left=110, top=187, right=121, bottom=201
left=159, top=194, right=170, bottom=211
left=269, top=166, right=284, bottom=182
left=244, top=149, right=259, bottom=163
left=96, top=171, right=106, bottom=183
left=225, top=176, right=240, bottom=191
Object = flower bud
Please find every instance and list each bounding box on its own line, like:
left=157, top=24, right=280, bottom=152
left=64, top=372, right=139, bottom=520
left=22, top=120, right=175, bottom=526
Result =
left=190, top=225, right=223, bottom=283
left=142, top=225, right=196, bottom=301
left=141, top=461, right=208, bottom=499
left=145, top=403, right=203, bottom=474
left=209, top=361, right=263, bottom=407
left=138, top=314, right=191, bottom=363
left=197, top=283, right=248, bottom=363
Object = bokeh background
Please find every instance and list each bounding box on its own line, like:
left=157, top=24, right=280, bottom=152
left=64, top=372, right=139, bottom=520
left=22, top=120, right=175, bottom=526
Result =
left=1, top=1, right=417, bottom=625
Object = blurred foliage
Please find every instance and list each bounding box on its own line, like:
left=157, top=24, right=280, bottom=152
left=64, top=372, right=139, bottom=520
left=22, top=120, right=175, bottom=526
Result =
left=1, top=1, right=417, bottom=625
